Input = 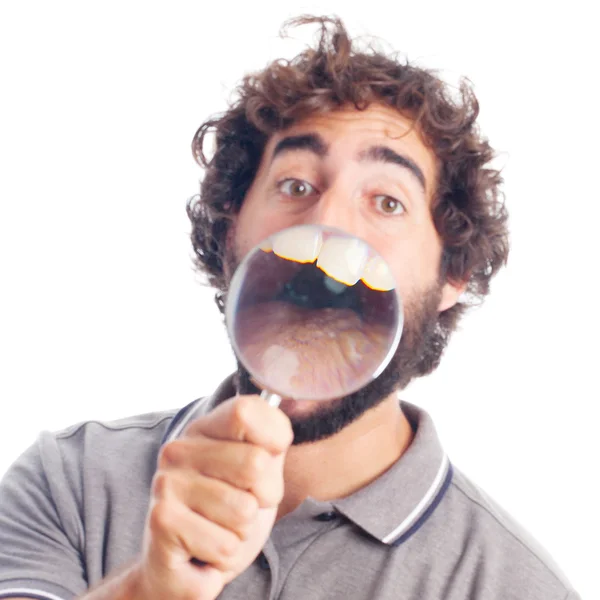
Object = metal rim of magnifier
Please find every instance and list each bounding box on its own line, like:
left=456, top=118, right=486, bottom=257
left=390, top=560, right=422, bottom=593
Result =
left=224, top=226, right=404, bottom=402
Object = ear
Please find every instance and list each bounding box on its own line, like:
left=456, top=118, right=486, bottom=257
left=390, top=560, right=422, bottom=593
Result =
left=438, top=278, right=468, bottom=312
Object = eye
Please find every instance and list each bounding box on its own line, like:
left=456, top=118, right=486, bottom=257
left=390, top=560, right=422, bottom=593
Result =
left=278, top=178, right=317, bottom=198
left=373, top=195, right=405, bottom=216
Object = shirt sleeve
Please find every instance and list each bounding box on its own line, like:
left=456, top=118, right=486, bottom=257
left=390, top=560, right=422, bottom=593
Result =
left=0, top=433, right=87, bottom=600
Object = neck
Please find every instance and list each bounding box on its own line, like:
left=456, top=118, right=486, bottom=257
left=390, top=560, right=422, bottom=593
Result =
left=277, top=393, right=414, bottom=519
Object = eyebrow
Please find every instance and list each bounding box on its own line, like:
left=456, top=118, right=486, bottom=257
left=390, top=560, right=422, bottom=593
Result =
left=271, top=133, right=427, bottom=193
left=272, top=134, right=328, bottom=160
left=358, top=145, right=426, bottom=193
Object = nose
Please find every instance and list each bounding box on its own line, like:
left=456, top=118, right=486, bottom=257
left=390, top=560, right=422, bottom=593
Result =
left=303, top=188, right=359, bottom=238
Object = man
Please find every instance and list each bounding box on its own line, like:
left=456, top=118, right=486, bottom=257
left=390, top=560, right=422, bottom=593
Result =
left=0, top=15, right=580, bottom=600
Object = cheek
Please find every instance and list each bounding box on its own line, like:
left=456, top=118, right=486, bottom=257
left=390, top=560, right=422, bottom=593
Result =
left=234, top=197, right=289, bottom=259
left=391, top=267, right=421, bottom=307
left=235, top=195, right=265, bottom=256
left=381, top=237, right=443, bottom=303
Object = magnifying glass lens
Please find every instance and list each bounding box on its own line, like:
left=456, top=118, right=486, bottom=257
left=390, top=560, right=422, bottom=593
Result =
left=225, top=225, right=403, bottom=402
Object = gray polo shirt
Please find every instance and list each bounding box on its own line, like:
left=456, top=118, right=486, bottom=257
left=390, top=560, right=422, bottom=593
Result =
left=0, top=377, right=580, bottom=599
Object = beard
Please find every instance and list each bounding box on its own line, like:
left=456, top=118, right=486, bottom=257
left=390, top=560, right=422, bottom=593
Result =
left=221, top=238, right=450, bottom=445
left=234, top=285, right=444, bottom=444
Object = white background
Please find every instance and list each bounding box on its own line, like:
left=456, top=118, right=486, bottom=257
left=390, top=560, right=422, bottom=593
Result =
left=0, top=1, right=597, bottom=597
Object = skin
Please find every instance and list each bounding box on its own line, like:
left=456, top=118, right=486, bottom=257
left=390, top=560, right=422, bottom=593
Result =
left=234, top=104, right=461, bottom=314
left=75, top=104, right=466, bottom=600
left=233, top=103, right=464, bottom=514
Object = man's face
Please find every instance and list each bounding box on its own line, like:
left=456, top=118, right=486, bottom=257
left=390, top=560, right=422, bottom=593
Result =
left=226, top=104, right=463, bottom=442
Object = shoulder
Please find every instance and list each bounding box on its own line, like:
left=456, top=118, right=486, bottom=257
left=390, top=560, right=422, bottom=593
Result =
left=39, top=409, right=179, bottom=487
left=55, top=408, right=178, bottom=439
left=43, top=408, right=177, bottom=459
left=0, top=404, right=199, bottom=597
left=433, top=465, right=576, bottom=598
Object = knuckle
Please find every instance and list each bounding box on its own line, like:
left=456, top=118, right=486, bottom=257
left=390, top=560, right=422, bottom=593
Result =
left=231, top=396, right=254, bottom=429
left=270, top=483, right=285, bottom=506
left=243, top=447, right=268, bottom=483
left=231, top=397, right=249, bottom=429
left=158, top=440, right=184, bottom=469
left=220, top=485, right=241, bottom=513
left=232, top=491, right=259, bottom=524
left=148, top=501, right=173, bottom=534
left=217, top=531, right=241, bottom=559
left=220, top=484, right=238, bottom=506
left=256, top=479, right=284, bottom=508
left=234, top=519, right=254, bottom=541
left=151, top=471, right=172, bottom=499
left=281, top=419, right=294, bottom=447
left=274, top=485, right=285, bottom=505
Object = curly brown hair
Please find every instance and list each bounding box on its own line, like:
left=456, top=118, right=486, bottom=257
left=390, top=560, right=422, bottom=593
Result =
left=187, top=15, right=509, bottom=341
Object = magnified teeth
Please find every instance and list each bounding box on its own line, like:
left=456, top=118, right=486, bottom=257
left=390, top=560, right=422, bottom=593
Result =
left=316, top=236, right=369, bottom=285
left=272, top=226, right=323, bottom=263
left=361, top=255, right=396, bottom=291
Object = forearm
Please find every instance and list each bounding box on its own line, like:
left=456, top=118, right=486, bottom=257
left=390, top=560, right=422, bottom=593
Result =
left=79, top=561, right=142, bottom=600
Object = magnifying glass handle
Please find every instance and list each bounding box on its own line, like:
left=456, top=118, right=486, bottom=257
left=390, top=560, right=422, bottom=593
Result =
left=260, top=389, right=282, bottom=408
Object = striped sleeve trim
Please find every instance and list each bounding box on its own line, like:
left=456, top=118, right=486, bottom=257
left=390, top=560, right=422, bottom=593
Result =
left=0, top=589, right=68, bottom=600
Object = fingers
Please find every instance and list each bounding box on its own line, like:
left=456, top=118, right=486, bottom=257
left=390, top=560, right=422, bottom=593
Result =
left=140, top=393, right=289, bottom=595
left=147, top=496, right=244, bottom=574
left=157, top=440, right=285, bottom=510
left=184, top=395, right=293, bottom=454
left=152, top=468, right=259, bottom=539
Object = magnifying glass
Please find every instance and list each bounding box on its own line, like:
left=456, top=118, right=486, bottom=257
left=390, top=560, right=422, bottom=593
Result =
left=225, top=224, right=403, bottom=407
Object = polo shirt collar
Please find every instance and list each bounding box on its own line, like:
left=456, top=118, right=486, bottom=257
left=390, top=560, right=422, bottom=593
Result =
left=163, top=375, right=453, bottom=547
left=332, top=401, right=452, bottom=545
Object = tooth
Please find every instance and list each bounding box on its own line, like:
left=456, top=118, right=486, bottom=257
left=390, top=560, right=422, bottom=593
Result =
left=272, top=226, right=323, bottom=263
left=316, top=236, right=369, bottom=285
left=323, top=275, right=348, bottom=294
left=259, top=237, right=273, bottom=252
left=361, top=255, right=396, bottom=291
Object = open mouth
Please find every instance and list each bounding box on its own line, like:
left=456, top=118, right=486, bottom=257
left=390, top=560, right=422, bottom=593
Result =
left=277, top=261, right=363, bottom=312
left=228, top=226, right=401, bottom=400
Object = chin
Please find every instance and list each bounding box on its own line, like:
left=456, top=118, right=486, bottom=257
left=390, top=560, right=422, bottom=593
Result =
left=278, top=397, right=328, bottom=416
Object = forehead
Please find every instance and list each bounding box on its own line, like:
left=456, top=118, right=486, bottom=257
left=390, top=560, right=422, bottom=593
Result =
left=264, top=103, right=438, bottom=188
